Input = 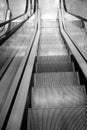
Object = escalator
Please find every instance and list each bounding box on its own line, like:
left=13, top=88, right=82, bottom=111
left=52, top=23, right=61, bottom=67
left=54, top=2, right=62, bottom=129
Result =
left=0, top=1, right=86, bottom=130
left=27, top=7, right=86, bottom=130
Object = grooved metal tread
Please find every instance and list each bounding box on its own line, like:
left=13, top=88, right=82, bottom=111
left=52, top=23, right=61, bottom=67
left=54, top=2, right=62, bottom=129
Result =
left=41, top=9, right=58, bottom=14
left=40, top=33, right=60, bottom=37
left=37, top=55, right=71, bottom=64
left=41, top=22, right=59, bottom=28
left=41, top=20, right=59, bottom=23
left=41, top=14, right=58, bottom=20
left=36, top=62, right=74, bottom=73
left=38, top=47, right=67, bottom=53
left=28, top=107, right=86, bottom=130
left=41, top=28, right=59, bottom=34
left=32, top=85, right=86, bottom=108
left=39, top=44, right=65, bottom=50
left=38, top=48, right=68, bottom=56
left=39, top=40, right=64, bottom=45
left=34, top=72, right=80, bottom=86
left=40, top=35, right=61, bottom=40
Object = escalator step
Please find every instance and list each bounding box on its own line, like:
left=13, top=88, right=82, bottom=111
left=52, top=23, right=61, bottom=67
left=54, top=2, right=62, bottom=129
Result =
left=41, top=33, right=60, bottom=37
left=34, top=72, right=80, bottom=86
left=41, top=13, right=58, bottom=20
left=39, top=41, right=65, bottom=46
left=37, top=55, right=71, bottom=64
left=38, top=44, right=66, bottom=49
left=36, top=62, right=74, bottom=73
left=41, top=9, right=58, bottom=14
left=32, top=85, right=86, bottom=108
left=38, top=49, right=68, bottom=56
left=39, top=40, right=64, bottom=46
left=39, top=44, right=66, bottom=51
left=40, top=36, right=62, bottom=41
left=41, top=20, right=59, bottom=28
left=41, top=28, right=59, bottom=34
left=27, top=107, right=86, bottom=130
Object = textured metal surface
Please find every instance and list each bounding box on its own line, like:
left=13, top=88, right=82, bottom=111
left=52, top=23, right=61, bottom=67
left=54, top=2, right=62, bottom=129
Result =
left=41, top=20, right=59, bottom=28
left=40, top=35, right=62, bottom=41
left=41, top=12, right=58, bottom=20
left=34, top=72, right=80, bottom=86
left=39, top=44, right=66, bottom=51
left=39, top=39, right=64, bottom=45
left=28, top=107, right=86, bottom=130
left=32, top=85, right=86, bottom=108
left=38, top=48, right=68, bottom=56
left=38, top=25, right=67, bottom=56
left=41, top=28, right=59, bottom=34
left=36, top=62, right=73, bottom=73
left=30, top=10, right=86, bottom=130
left=37, top=55, right=71, bottom=64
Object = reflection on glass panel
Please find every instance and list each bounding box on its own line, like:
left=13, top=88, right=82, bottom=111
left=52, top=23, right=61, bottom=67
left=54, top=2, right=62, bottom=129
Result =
left=65, top=0, right=87, bottom=19
left=64, top=13, right=87, bottom=58
left=0, top=0, right=7, bottom=35
left=0, top=0, right=7, bottom=22
left=9, top=0, right=26, bottom=18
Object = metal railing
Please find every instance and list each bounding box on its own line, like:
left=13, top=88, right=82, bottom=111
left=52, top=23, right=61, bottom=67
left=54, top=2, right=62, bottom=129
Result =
left=0, top=0, right=39, bottom=129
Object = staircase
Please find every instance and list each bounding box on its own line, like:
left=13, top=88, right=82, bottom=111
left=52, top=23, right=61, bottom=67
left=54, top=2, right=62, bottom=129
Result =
left=27, top=8, right=86, bottom=130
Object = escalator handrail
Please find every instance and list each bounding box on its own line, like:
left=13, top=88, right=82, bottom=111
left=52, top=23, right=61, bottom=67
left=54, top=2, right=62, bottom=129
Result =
left=0, top=0, right=29, bottom=27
